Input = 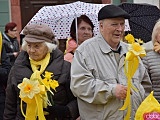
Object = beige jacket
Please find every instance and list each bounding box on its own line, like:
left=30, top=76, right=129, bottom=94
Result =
left=71, top=33, right=152, bottom=120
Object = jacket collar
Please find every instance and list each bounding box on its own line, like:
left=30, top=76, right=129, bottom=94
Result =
left=97, top=33, right=128, bottom=69
left=2, top=32, right=11, bottom=42
left=97, top=33, right=128, bottom=55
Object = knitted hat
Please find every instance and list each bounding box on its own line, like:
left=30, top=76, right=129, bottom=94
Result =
left=98, top=5, right=130, bottom=21
left=23, top=24, right=55, bottom=43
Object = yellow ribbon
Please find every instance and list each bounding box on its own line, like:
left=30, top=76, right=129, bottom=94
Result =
left=0, top=32, right=2, bottom=60
left=64, top=37, right=71, bottom=54
left=119, top=51, right=139, bottom=120
left=25, top=94, right=45, bottom=120
left=20, top=84, right=46, bottom=120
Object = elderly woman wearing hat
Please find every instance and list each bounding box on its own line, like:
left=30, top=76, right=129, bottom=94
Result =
left=3, top=24, right=79, bottom=120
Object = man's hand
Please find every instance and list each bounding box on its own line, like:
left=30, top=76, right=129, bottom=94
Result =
left=114, top=84, right=131, bottom=100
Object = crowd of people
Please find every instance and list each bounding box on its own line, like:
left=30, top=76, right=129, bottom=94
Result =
left=0, top=3, right=159, bottom=120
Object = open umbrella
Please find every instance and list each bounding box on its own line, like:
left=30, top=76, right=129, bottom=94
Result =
left=26, top=1, right=107, bottom=39
left=119, top=3, right=160, bottom=43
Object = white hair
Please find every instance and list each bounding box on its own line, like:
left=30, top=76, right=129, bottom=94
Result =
left=21, top=40, right=57, bottom=52
left=152, top=19, right=160, bottom=44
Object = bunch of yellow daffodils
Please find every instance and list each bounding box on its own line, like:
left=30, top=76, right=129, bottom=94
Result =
left=18, top=71, right=59, bottom=120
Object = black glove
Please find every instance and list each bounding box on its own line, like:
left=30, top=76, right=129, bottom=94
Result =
left=46, top=105, right=70, bottom=119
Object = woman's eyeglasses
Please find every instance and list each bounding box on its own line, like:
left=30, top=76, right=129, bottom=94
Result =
left=11, top=29, right=17, bottom=32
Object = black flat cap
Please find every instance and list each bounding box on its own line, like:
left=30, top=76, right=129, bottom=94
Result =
left=98, top=5, right=130, bottom=21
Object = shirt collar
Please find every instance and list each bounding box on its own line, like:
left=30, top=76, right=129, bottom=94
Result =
left=97, top=33, right=122, bottom=54
left=111, top=45, right=121, bottom=54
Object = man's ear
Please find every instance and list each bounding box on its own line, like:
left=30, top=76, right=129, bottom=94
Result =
left=99, top=22, right=103, bottom=28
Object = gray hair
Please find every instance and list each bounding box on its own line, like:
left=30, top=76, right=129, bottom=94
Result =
left=152, top=19, right=160, bottom=44
left=21, top=40, right=57, bottom=52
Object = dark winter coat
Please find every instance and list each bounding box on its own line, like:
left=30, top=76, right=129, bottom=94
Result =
left=3, top=49, right=79, bottom=120
left=0, top=45, right=11, bottom=92
left=2, top=32, right=20, bottom=65
left=0, top=45, right=11, bottom=120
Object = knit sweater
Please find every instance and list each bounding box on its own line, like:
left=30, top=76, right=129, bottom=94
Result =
left=142, top=51, right=160, bottom=102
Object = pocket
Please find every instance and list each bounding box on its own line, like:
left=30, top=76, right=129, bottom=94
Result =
left=104, top=77, right=118, bottom=84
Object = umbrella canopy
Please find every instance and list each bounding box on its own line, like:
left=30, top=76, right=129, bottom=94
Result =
left=119, top=3, right=160, bottom=43
left=26, top=1, right=108, bottom=39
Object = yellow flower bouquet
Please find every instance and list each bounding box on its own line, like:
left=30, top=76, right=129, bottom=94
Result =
left=119, top=34, right=146, bottom=120
left=18, top=71, right=59, bottom=120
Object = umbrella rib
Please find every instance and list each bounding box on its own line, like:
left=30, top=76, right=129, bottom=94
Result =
left=130, top=21, right=152, bottom=33
left=130, top=15, right=160, bottom=17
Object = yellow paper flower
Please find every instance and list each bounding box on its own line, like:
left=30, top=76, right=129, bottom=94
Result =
left=42, top=71, right=59, bottom=91
left=18, top=78, right=40, bottom=99
left=125, top=34, right=135, bottom=44
left=50, top=80, right=59, bottom=91
left=125, top=33, right=144, bottom=45
left=135, top=38, right=144, bottom=45
left=128, top=42, right=146, bottom=58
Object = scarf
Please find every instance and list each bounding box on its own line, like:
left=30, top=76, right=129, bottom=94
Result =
left=23, top=52, right=50, bottom=120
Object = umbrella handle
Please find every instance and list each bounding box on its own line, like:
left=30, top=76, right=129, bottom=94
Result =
left=75, top=17, right=79, bottom=44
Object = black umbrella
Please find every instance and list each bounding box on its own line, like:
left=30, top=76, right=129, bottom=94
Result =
left=119, top=3, right=160, bottom=42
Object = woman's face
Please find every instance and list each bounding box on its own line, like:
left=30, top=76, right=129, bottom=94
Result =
left=155, top=31, right=160, bottom=43
left=26, top=42, right=48, bottom=61
left=77, top=20, right=93, bottom=45
left=8, top=27, right=18, bottom=38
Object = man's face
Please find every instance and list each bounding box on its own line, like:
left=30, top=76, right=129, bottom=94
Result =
left=26, top=42, right=48, bottom=61
left=77, top=21, right=93, bottom=45
left=100, top=17, right=125, bottom=49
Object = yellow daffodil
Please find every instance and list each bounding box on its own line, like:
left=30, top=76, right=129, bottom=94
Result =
left=42, top=71, right=59, bottom=91
left=128, top=42, right=146, bottom=57
left=135, top=38, right=144, bottom=45
left=43, top=71, right=53, bottom=79
left=18, top=78, right=40, bottom=99
left=125, top=34, right=135, bottom=44
left=50, top=80, right=59, bottom=91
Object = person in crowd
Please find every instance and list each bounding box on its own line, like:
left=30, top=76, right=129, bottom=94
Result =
left=142, top=19, right=160, bottom=103
left=70, top=5, right=152, bottom=120
left=0, top=34, right=11, bottom=120
left=3, top=24, right=79, bottom=120
left=2, top=22, right=20, bottom=65
left=64, top=15, right=94, bottom=63
left=142, top=41, right=153, bottom=52
left=65, top=15, right=94, bottom=120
